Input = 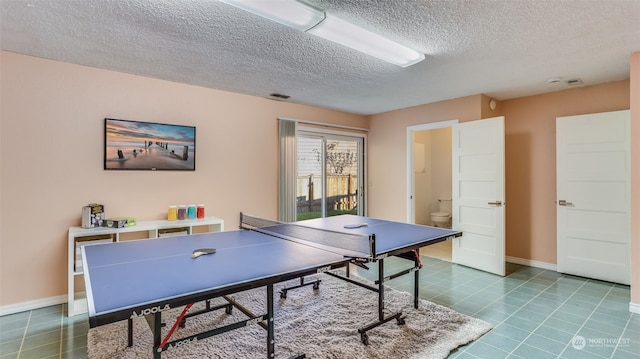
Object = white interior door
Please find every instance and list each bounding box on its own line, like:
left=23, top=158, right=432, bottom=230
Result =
left=556, top=110, right=630, bottom=285
left=452, top=117, right=505, bottom=276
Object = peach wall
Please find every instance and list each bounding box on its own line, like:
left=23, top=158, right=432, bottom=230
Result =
left=631, top=51, right=639, bottom=308
left=368, top=81, right=631, bottom=267
left=503, top=81, right=630, bottom=263
left=0, top=51, right=367, bottom=307
left=2, top=49, right=638, bottom=311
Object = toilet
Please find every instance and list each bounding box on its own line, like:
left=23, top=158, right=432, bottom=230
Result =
left=430, top=198, right=452, bottom=228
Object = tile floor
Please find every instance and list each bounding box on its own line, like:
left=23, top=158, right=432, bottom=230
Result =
left=1, top=257, right=638, bottom=359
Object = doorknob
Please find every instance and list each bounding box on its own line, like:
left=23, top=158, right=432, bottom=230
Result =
left=558, top=200, right=573, bottom=206
left=488, top=201, right=502, bottom=207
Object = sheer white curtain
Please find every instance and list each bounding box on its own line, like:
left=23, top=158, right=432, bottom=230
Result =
left=278, top=119, right=297, bottom=222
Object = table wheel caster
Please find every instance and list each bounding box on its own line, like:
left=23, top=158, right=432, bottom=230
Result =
left=225, top=304, right=233, bottom=314
left=280, top=290, right=288, bottom=299
left=360, top=332, right=369, bottom=345
left=396, top=316, right=406, bottom=325
left=312, top=281, right=320, bottom=290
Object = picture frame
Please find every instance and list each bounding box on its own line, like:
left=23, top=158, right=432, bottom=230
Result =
left=104, top=118, right=196, bottom=171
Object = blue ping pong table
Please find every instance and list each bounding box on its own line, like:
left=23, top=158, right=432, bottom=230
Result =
left=82, top=213, right=461, bottom=358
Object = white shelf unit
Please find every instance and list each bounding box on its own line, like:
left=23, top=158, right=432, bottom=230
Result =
left=67, top=216, right=224, bottom=316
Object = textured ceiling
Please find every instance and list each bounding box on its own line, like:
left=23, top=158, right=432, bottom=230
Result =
left=1, top=0, right=639, bottom=115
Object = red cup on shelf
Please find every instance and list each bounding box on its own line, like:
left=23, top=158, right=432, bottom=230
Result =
left=197, top=204, right=205, bottom=219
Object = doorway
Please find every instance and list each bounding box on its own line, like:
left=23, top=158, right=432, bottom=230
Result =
left=408, top=117, right=506, bottom=277
left=408, top=121, right=455, bottom=261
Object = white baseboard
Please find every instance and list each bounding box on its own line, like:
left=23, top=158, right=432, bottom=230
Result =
left=0, top=295, right=66, bottom=317
left=506, top=256, right=557, bottom=271
left=630, top=302, right=640, bottom=314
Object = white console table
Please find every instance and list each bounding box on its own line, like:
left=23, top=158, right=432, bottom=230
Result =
left=67, top=216, right=224, bottom=316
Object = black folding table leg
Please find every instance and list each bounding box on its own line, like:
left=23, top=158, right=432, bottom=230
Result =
left=267, top=284, right=275, bottom=358
left=128, top=318, right=133, bottom=347
left=149, top=312, right=162, bottom=359
left=356, top=257, right=408, bottom=345
left=414, top=255, right=419, bottom=309
left=378, top=258, right=384, bottom=320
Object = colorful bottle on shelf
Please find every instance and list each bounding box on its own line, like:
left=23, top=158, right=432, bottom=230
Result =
left=187, top=205, right=196, bottom=220
left=167, top=206, right=177, bottom=221
left=177, top=205, right=187, bottom=220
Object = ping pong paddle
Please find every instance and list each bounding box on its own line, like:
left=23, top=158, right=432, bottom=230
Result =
left=343, top=223, right=367, bottom=229
left=191, top=248, right=216, bottom=258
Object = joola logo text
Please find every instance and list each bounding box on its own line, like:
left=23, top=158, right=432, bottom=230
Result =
left=316, top=265, right=331, bottom=273
left=166, top=337, right=198, bottom=350
left=130, top=304, right=171, bottom=318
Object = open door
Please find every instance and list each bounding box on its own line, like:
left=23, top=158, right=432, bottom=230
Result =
left=452, top=116, right=505, bottom=276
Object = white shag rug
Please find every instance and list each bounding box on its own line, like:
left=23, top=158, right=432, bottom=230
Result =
left=88, top=273, right=491, bottom=359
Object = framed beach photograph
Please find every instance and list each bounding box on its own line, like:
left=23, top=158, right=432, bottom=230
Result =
left=104, top=118, right=196, bottom=171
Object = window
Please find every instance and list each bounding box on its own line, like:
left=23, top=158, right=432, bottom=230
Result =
left=279, top=119, right=366, bottom=222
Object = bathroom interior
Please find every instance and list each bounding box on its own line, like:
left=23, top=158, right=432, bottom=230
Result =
left=413, top=127, right=453, bottom=261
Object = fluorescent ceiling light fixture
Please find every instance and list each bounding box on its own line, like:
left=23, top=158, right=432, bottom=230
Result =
left=220, top=0, right=325, bottom=31
left=307, top=15, right=425, bottom=67
left=220, top=0, right=425, bottom=67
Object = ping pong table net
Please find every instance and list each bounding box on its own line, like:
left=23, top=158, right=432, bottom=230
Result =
left=240, top=213, right=375, bottom=259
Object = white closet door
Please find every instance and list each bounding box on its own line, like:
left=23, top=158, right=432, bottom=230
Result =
left=556, top=110, right=630, bottom=284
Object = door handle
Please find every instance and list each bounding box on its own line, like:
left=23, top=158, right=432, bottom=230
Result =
left=488, top=201, right=503, bottom=207
left=558, top=200, right=573, bottom=206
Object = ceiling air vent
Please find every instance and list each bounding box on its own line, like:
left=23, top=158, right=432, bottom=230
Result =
left=269, top=93, right=291, bottom=99
left=566, top=78, right=583, bottom=86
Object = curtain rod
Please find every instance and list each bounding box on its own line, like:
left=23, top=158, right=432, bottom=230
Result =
left=278, top=117, right=369, bottom=132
